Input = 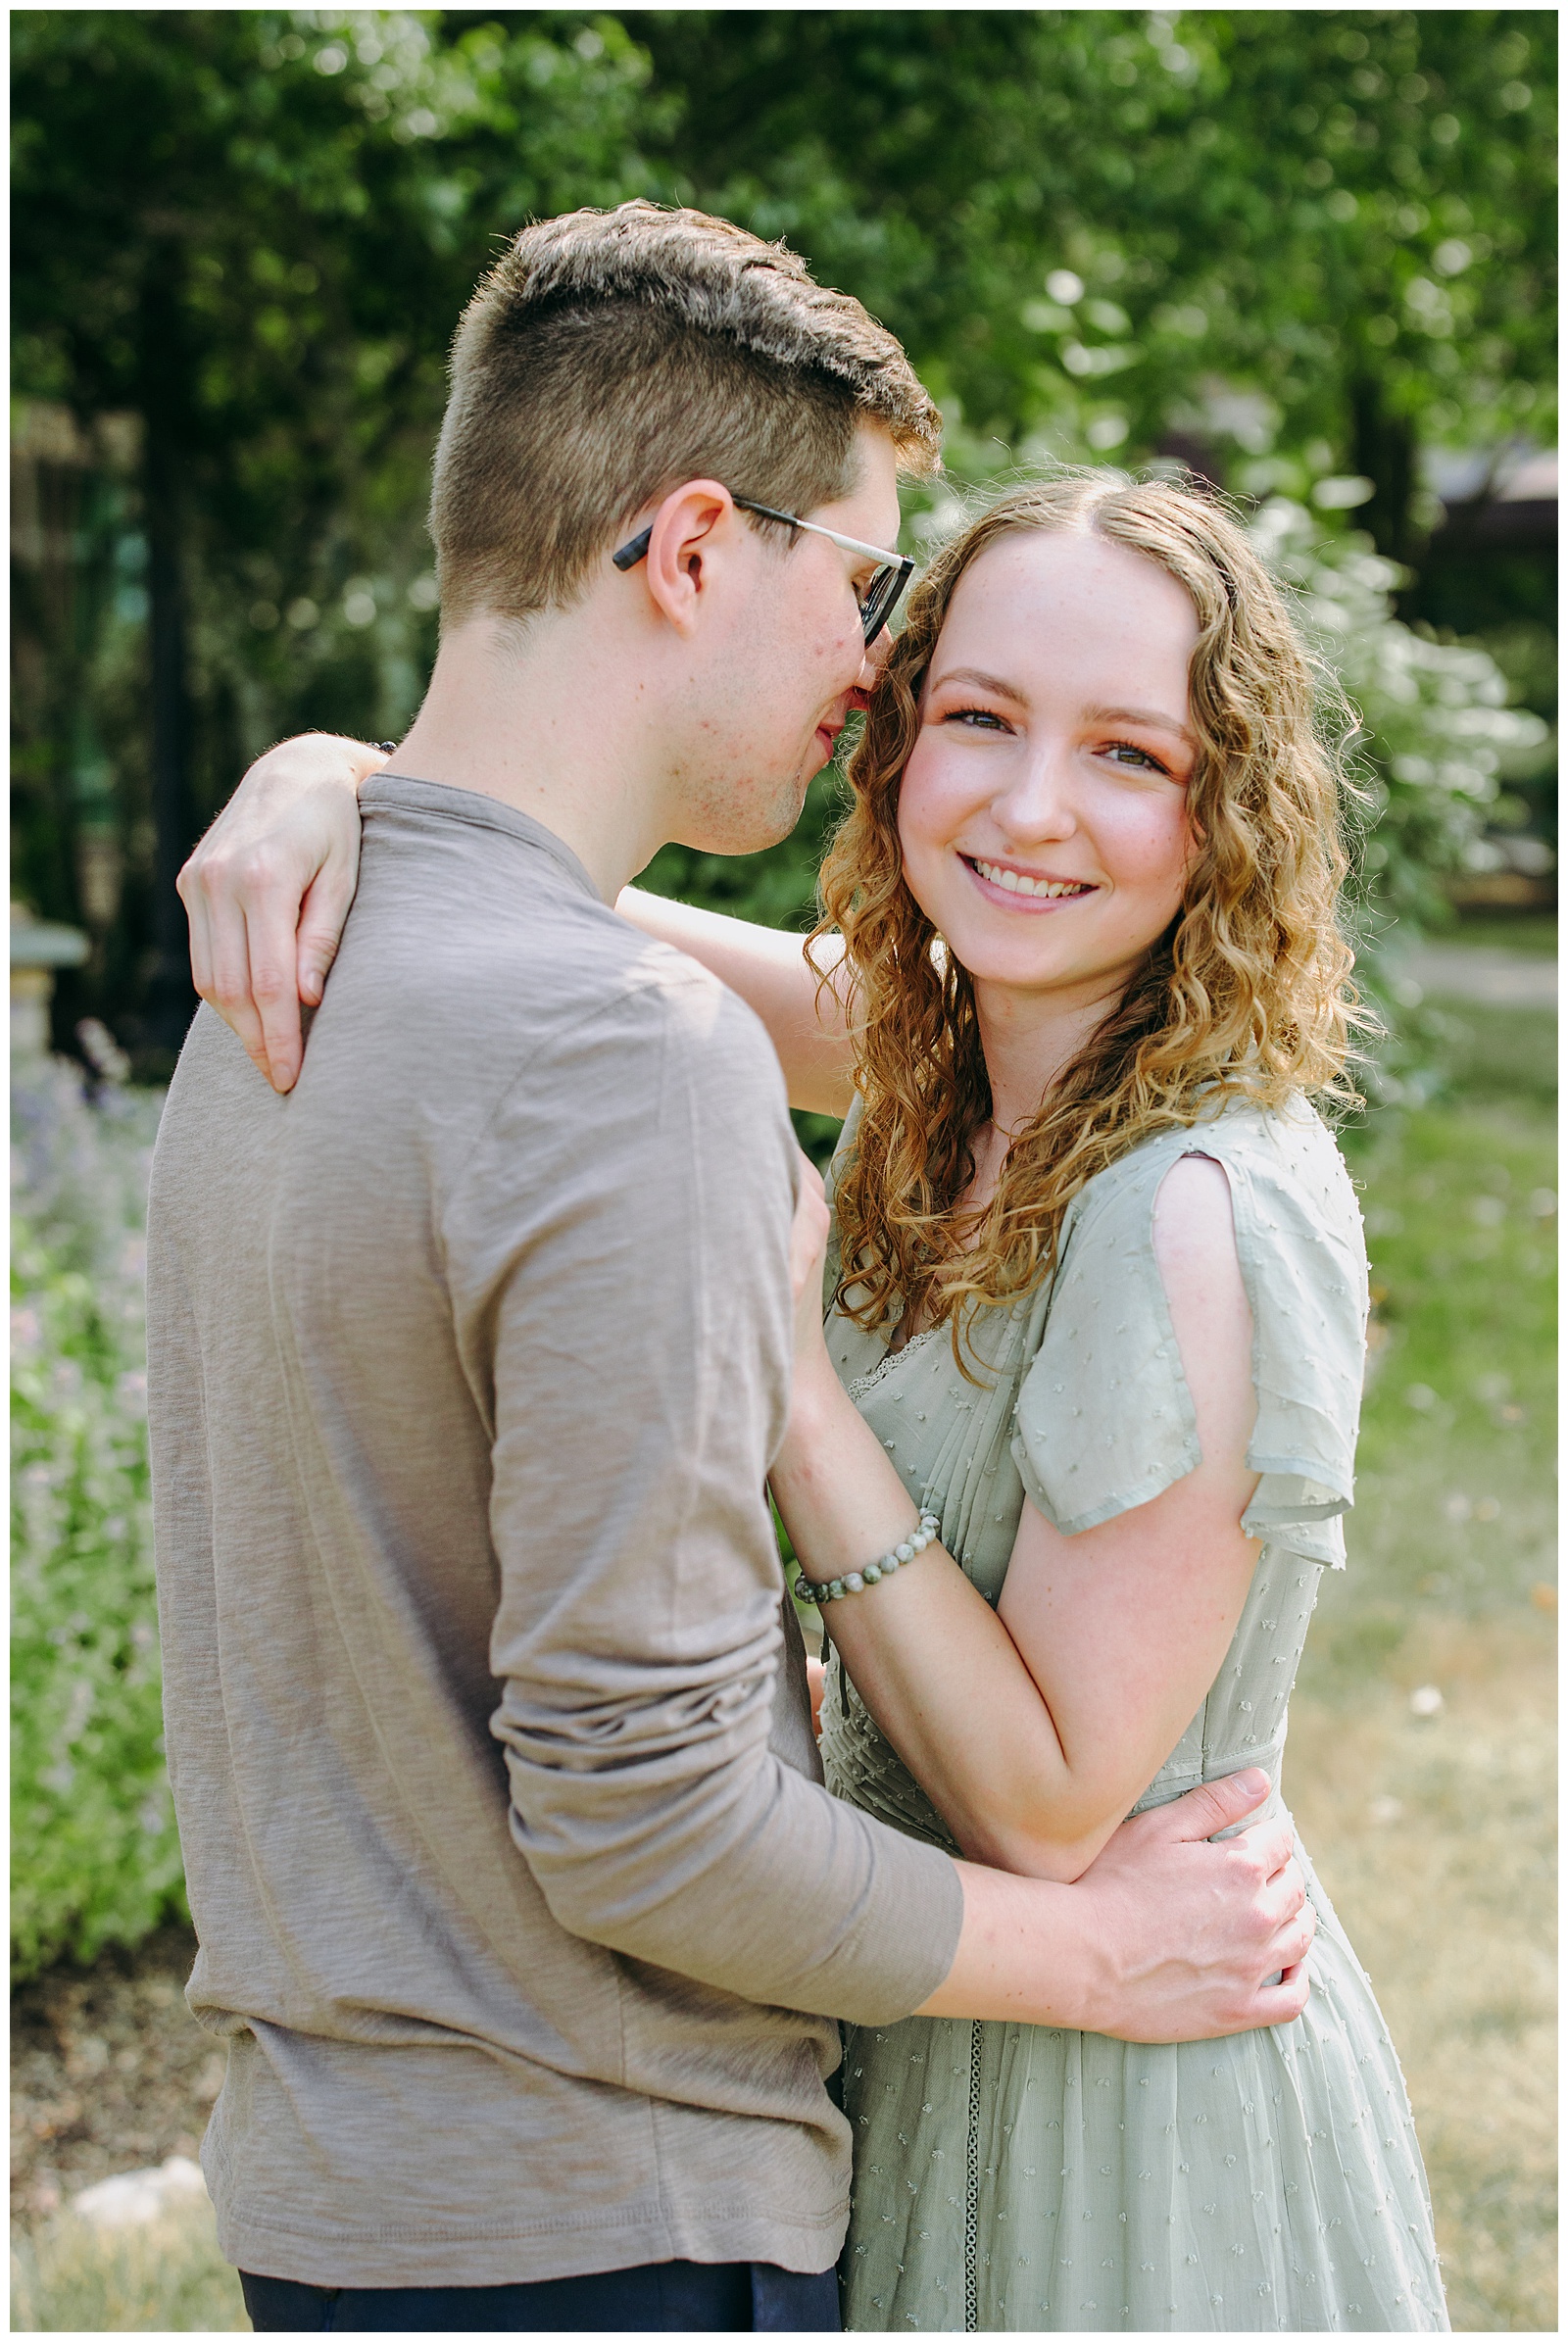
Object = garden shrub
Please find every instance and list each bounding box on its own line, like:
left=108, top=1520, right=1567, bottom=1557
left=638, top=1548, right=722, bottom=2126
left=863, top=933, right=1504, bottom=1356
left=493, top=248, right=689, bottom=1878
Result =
left=11, top=1051, right=183, bottom=1981
left=1247, top=498, right=1548, bottom=935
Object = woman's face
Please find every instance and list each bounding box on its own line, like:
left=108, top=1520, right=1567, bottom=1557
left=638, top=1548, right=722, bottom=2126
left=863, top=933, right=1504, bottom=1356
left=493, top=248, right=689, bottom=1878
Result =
left=897, top=528, right=1201, bottom=1007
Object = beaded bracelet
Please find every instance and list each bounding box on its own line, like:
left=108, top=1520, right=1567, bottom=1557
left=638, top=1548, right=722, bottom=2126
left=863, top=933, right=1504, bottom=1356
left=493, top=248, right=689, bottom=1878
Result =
left=797, top=1511, right=941, bottom=1606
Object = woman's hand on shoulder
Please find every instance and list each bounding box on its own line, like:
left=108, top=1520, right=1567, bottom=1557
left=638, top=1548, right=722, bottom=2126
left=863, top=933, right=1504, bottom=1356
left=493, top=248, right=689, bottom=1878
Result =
left=179, top=733, right=385, bottom=1094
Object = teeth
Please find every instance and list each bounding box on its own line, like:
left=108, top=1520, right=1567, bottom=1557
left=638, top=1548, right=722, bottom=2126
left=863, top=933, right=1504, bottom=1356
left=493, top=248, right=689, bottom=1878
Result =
left=973, top=859, right=1087, bottom=901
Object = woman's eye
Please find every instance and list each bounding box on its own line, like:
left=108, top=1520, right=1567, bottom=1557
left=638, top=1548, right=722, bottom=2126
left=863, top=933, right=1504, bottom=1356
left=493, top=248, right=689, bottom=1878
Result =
left=1102, top=740, right=1169, bottom=774
left=944, top=706, right=1009, bottom=731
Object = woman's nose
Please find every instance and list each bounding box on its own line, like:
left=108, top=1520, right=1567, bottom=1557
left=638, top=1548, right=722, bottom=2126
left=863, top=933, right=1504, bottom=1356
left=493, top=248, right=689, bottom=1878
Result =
left=995, top=746, right=1080, bottom=841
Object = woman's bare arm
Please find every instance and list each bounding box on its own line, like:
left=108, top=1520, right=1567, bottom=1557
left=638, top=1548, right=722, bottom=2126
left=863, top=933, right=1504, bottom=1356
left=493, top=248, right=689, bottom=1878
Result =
left=617, top=890, right=854, bottom=1116
left=181, top=733, right=856, bottom=1111
left=778, top=1160, right=1313, bottom=2034
left=770, top=1154, right=1263, bottom=1883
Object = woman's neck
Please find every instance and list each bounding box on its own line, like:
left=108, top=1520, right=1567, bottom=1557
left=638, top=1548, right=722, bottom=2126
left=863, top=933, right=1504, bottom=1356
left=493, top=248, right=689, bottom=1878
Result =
left=972, top=968, right=1129, bottom=1142
left=898, top=964, right=1135, bottom=1338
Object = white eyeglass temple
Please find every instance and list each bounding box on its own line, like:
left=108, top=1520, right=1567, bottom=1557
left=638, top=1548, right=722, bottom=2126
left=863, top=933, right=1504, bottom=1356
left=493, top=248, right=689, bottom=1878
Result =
left=789, top=515, right=904, bottom=566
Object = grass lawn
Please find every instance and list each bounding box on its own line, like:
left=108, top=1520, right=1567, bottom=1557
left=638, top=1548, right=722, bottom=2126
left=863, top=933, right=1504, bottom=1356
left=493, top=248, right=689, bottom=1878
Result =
left=9, top=2201, right=246, bottom=2333
left=1445, top=912, right=1560, bottom=957
left=1287, top=995, right=1557, bottom=2332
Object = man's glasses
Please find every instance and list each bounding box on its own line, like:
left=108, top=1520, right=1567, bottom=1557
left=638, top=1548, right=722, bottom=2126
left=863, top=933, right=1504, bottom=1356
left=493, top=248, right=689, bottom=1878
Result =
left=612, top=496, right=914, bottom=647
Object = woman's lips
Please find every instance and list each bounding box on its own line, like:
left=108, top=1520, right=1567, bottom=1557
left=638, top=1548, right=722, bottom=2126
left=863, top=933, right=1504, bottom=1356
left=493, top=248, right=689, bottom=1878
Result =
left=962, top=854, right=1097, bottom=908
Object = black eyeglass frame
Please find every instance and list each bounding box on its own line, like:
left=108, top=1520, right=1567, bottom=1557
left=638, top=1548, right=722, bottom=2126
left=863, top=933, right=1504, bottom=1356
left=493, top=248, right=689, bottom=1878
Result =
left=612, top=495, right=915, bottom=647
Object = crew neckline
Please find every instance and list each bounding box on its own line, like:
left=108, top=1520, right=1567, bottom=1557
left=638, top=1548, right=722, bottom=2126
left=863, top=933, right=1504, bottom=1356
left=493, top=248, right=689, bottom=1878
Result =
left=363, top=772, right=604, bottom=903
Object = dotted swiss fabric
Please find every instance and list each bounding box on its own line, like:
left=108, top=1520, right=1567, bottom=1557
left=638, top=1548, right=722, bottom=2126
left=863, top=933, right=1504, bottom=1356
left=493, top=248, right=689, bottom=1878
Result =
left=818, top=1098, right=1447, bottom=2332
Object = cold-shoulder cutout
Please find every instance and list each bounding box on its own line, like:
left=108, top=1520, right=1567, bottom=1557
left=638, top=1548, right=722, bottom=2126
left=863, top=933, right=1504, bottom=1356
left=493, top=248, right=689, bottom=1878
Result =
left=1009, top=1096, right=1369, bottom=1567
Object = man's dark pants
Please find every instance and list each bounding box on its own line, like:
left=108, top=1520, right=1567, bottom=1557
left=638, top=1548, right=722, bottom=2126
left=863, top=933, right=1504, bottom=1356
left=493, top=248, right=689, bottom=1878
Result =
left=239, top=2257, right=841, bottom=2332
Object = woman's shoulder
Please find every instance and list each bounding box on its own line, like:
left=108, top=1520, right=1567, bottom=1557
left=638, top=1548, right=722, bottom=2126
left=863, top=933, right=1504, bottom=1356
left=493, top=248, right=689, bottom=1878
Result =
left=1019, top=1093, right=1368, bottom=1557
left=1065, top=1093, right=1363, bottom=1262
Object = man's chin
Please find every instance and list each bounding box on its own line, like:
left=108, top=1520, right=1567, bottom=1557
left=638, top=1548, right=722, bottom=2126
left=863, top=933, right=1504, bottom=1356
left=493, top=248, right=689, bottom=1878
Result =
left=677, top=776, right=814, bottom=859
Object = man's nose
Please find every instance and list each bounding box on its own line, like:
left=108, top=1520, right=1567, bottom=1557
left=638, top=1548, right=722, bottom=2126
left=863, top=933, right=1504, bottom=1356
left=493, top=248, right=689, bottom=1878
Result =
left=856, top=629, right=895, bottom=695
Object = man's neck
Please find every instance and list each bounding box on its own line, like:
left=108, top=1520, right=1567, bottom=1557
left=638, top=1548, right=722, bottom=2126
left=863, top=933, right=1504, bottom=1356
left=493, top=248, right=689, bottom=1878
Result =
left=389, top=610, right=672, bottom=902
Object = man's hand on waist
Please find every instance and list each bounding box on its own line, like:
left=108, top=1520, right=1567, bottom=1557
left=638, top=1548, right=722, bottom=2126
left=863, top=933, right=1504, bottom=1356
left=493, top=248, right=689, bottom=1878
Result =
left=915, top=1768, right=1313, bottom=2042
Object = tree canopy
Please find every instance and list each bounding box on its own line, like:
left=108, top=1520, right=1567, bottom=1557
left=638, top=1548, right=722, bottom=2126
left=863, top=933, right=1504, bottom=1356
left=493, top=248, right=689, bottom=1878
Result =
left=10, top=9, right=1556, bottom=1054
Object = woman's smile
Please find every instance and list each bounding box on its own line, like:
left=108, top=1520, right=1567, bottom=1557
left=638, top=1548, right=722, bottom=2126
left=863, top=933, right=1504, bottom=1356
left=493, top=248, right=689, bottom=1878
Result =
left=960, top=854, right=1098, bottom=907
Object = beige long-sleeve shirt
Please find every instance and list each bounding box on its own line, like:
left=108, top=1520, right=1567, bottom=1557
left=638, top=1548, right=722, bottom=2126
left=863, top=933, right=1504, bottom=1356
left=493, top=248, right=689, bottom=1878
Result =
left=146, top=775, right=961, bottom=2289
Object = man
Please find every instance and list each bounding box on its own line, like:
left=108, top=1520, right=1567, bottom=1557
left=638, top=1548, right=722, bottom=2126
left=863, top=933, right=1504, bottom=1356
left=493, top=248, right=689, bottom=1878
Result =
left=153, top=202, right=1312, bottom=2335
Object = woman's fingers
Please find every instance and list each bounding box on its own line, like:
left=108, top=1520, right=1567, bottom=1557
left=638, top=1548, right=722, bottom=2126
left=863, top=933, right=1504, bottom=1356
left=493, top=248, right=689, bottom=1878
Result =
left=244, top=893, right=310, bottom=1095
left=182, top=856, right=270, bottom=1078
left=176, top=732, right=376, bottom=1083
left=296, top=857, right=356, bottom=1007
left=806, top=1655, right=826, bottom=1742
left=181, top=878, right=217, bottom=1012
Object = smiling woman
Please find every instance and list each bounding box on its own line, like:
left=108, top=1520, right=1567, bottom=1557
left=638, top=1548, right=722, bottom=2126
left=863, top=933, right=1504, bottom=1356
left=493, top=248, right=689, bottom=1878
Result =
left=819, top=473, right=1371, bottom=1349
left=897, top=537, right=1200, bottom=1056
left=774, top=471, right=1446, bottom=2332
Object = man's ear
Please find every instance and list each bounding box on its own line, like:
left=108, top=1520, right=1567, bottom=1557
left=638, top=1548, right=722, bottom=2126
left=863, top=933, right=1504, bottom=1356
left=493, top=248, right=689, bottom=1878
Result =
left=640, top=480, right=743, bottom=638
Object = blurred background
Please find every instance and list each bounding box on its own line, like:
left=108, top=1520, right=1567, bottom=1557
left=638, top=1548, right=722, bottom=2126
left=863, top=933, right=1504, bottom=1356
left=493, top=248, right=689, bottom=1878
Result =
left=10, top=10, right=1556, bottom=2331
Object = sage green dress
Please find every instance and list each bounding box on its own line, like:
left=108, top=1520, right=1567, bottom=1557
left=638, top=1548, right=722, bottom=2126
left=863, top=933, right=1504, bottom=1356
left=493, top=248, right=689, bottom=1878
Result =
left=820, top=1096, right=1447, bottom=2333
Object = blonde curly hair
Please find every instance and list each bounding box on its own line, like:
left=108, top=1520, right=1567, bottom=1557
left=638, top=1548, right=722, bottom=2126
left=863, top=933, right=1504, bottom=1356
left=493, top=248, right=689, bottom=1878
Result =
left=813, top=472, right=1370, bottom=1361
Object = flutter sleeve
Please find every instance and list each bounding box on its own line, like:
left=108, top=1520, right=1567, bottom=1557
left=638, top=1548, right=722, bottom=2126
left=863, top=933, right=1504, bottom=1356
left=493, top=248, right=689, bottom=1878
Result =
left=1009, top=1105, right=1370, bottom=1568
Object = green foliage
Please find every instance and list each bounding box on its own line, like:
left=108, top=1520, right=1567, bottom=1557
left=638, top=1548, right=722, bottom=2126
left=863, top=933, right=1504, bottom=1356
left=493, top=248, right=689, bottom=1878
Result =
left=11, top=8, right=657, bottom=944
left=1247, top=499, right=1549, bottom=929
left=637, top=10, right=1556, bottom=535
left=9, top=9, right=1555, bottom=1044
left=11, top=1060, right=181, bottom=1981
left=1319, top=1011, right=1555, bottom=1636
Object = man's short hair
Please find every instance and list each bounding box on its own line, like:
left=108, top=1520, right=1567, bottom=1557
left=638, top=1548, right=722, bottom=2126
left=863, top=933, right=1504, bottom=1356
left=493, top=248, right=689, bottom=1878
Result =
left=429, top=201, right=942, bottom=624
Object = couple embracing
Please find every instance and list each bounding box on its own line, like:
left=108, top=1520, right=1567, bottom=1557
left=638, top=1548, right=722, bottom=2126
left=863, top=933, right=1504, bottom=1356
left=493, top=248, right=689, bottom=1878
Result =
left=151, top=203, right=1446, bottom=2332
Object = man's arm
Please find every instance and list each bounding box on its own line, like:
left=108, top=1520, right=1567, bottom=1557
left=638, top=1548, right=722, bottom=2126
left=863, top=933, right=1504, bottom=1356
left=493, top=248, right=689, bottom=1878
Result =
left=459, top=972, right=1312, bottom=2038
left=466, top=972, right=957, bottom=2025
left=926, top=1777, right=1311, bottom=2039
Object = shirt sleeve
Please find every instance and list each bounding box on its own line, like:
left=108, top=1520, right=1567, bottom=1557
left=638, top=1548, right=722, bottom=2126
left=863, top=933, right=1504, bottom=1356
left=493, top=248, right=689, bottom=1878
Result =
left=445, top=960, right=962, bottom=2025
left=1010, top=1112, right=1369, bottom=1569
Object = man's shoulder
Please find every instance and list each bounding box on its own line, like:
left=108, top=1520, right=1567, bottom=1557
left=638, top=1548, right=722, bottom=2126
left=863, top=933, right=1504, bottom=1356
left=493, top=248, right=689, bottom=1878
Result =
left=328, top=859, right=784, bottom=1120
left=523, top=926, right=788, bottom=1135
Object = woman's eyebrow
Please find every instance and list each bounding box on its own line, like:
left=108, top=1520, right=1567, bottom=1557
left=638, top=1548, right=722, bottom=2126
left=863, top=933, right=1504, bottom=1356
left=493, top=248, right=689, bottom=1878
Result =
left=1084, top=702, right=1199, bottom=748
left=928, top=665, right=1023, bottom=700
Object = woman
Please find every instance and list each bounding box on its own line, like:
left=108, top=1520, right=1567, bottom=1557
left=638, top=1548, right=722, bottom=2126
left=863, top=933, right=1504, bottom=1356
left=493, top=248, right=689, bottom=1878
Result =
left=186, top=474, right=1446, bottom=2332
